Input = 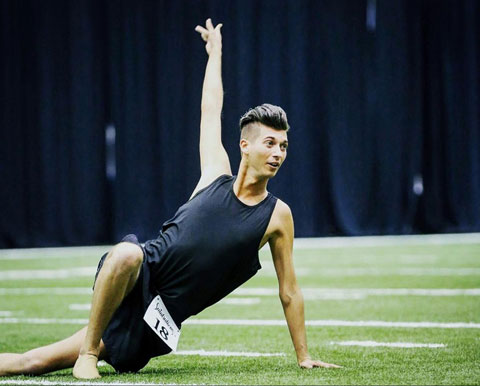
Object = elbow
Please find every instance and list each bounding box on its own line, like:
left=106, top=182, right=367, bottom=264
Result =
left=279, top=288, right=300, bottom=307
left=279, top=292, right=291, bottom=306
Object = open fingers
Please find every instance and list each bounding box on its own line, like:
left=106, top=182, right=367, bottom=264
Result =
left=195, top=19, right=223, bottom=44
left=195, top=25, right=208, bottom=34
left=197, top=18, right=221, bottom=32
left=313, top=361, right=342, bottom=368
left=194, top=26, right=209, bottom=42
left=206, top=18, right=214, bottom=31
left=300, top=359, right=342, bottom=369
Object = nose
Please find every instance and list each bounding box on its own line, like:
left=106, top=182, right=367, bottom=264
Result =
left=272, top=145, right=282, bottom=158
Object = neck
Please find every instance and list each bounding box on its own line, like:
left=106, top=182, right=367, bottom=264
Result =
left=233, top=159, right=270, bottom=205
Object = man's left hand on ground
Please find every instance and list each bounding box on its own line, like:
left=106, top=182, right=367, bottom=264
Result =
left=298, top=358, right=342, bottom=369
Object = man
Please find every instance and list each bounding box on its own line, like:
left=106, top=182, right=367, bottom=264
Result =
left=0, top=19, right=340, bottom=379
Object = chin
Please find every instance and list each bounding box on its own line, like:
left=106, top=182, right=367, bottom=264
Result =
left=267, top=170, right=279, bottom=178
left=259, top=166, right=280, bottom=179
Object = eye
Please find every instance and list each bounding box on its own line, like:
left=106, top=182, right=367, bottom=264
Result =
left=281, top=143, right=288, bottom=150
left=266, top=140, right=274, bottom=147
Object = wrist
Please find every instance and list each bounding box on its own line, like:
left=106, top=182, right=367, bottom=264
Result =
left=296, top=352, right=311, bottom=363
left=209, top=46, right=222, bottom=56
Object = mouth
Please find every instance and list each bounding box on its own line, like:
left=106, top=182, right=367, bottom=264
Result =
left=267, top=162, right=280, bottom=169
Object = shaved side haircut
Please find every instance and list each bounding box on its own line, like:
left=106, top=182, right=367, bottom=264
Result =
left=239, top=103, right=290, bottom=140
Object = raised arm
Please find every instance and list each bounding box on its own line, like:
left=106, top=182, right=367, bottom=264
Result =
left=191, top=19, right=231, bottom=198
left=269, top=201, right=341, bottom=369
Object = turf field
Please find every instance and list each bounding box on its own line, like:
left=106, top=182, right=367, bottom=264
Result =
left=0, top=234, right=479, bottom=385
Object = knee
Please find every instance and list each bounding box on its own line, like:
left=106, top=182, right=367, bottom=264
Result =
left=108, top=242, right=143, bottom=275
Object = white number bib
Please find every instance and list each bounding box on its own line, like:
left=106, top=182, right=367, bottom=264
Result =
left=143, top=295, right=181, bottom=351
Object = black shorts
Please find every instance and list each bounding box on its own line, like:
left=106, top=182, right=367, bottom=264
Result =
left=94, top=234, right=172, bottom=373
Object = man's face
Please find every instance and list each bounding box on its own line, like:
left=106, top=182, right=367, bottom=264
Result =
left=242, top=124, right=288, bottom=178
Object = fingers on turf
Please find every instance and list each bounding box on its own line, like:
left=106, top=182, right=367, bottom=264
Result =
left=311, top=361, right=342, bottom=369
left=321, top=362, right=342, bottom=369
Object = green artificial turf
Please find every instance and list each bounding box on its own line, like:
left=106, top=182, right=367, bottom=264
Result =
left=0, top=240, right=479, bottom=385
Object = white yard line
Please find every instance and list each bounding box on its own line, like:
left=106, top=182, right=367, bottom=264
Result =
left=1, top=233, right=478, bottom=261
left=173, top=349, right=284, bottom=357
left=5, top=266, right=477, bottom=281
left=0, top=317, right=88, bottom=325
left=0, top=246, right=110, bottom=260
left=0, top=287, right=92, bottom=295
left=234, top=287, right=480, bottom=299
left=0, top=267, right=96, bottom=280
left=2, top=317, right=477, bottom=329
left=330, top=340, right=446, bottom=348
left=0, top=311, right=13, bottom=316
left=345, top=288, right=480, bottom=296
left=315, top=267, right=480, bottom=276
left=69, top=304, right=91, bottom=311
left=291, top=233, right=480, bottom=249
left=1, top=287, right=478, bottom=298
left=257, top=266, right=480, bottom=276
left=242, top=287, right=480, bottom=298
left=184, top=319, right=480, bottom=329
left=0, top=381, right=177, bottom=386
left=219, top=297, right=261, bottom=305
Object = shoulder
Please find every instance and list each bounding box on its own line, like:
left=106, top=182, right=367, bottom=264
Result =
left=190, top=173, right=233, bottom=200
left=270, top=199, right=294, bottom=235
left=266, top=199, right=294, bottom=254
left=273, top=199, right=292, bottom=219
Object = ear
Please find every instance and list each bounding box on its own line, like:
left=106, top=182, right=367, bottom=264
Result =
left=239, top=138, right=249, bottom=156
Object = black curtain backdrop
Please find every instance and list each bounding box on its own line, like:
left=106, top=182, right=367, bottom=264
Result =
left=1, top=0, right=479, bottom=247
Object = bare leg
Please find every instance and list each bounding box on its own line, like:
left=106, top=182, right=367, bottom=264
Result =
left=73, top=242, right=143, bottom=379
left=0, top=326, right=106, bottom=376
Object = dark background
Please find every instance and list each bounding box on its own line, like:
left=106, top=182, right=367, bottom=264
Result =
left=1, top=0, right=479, bottom=248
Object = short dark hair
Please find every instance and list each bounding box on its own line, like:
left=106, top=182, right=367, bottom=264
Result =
left=239, top=104, right=290, bottom=133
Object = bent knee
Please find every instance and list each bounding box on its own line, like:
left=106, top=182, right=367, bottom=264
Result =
left=108, top=242, right=143, bottom=273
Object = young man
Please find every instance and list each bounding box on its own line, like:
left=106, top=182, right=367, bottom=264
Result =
left=0, top=19, right=340, bottom=379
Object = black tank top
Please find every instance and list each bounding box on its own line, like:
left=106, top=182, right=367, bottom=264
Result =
left=143, top=174, right=278, bottom=326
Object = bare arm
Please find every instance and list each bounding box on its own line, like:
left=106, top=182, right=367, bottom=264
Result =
left=269, top=201, right=341, bottom=369
left=191, top=19, right=231, bottom=198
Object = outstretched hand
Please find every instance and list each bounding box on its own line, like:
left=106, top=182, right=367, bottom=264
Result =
left=299, top=358, right=342, bottom=369
left=195, top=18, right=223, bottom=55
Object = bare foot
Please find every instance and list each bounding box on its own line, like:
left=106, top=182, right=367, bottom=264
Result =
left=72, top=353, right=101, bottom=379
